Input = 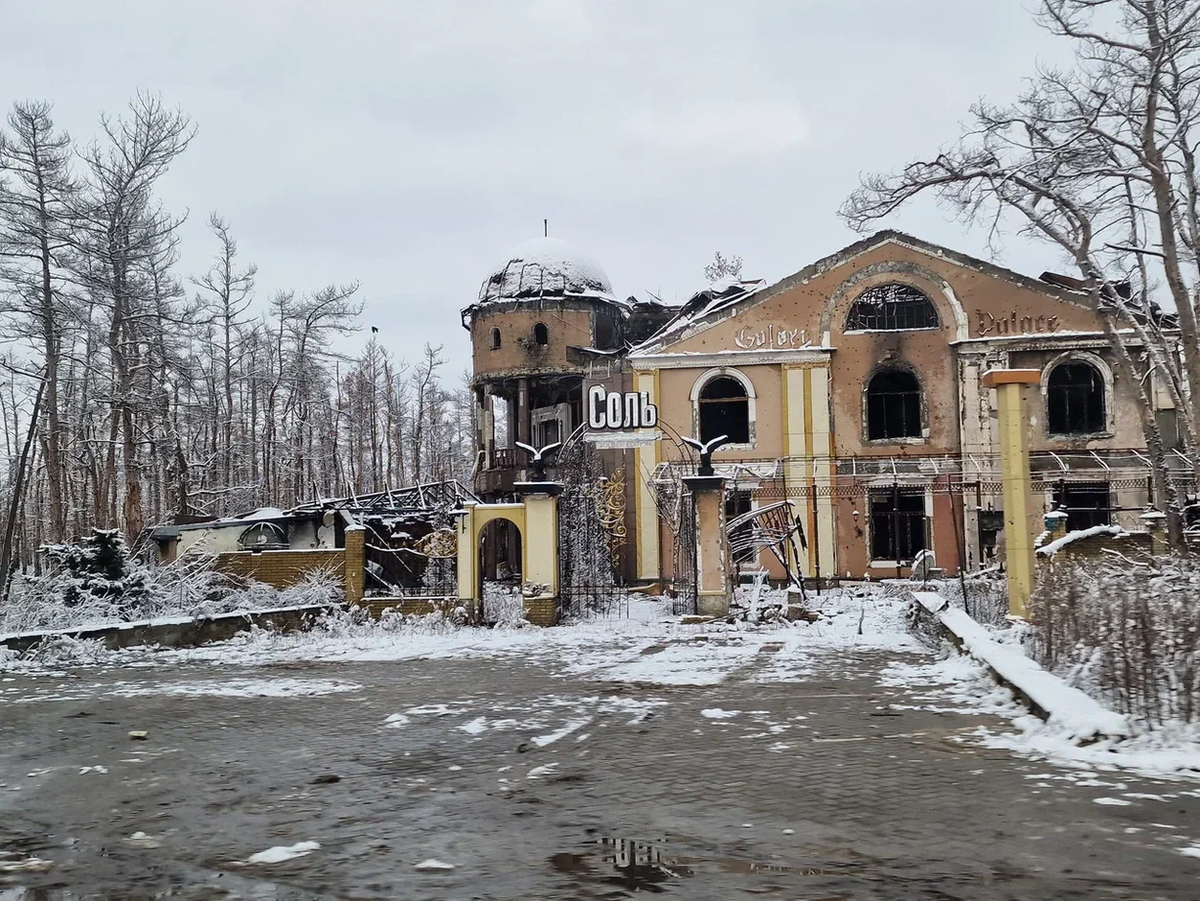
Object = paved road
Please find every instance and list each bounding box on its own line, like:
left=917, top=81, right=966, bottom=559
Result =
left=1, top=641, right=1198, bottom=899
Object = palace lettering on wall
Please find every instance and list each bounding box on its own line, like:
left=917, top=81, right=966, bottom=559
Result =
left=977, top=312, right=1060, bottom=336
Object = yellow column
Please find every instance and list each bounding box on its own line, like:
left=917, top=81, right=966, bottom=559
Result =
left=456, top=503, right=477, bottom=611
left=519, top=486, right=560, bottom=626
left=634, top=369, right=661, bottom=581
left=782, top=365, right=810, bottom=578
left=809, top=365, right=836, bottom=580
left=982, top=369, right=1042, bottom=619
left=684, top=475, right=730, bottom=617
left=522, top=491, right=559, bottom=596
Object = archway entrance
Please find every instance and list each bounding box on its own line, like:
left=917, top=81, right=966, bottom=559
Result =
left=478, top=517, right=522, bottom=624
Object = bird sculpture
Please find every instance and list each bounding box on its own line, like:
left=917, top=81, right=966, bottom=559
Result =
left=681, top=435, right=728, bottom=477
left=515, top=440, right=562, bottom=481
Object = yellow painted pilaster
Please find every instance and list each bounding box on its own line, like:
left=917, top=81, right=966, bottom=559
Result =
left=782, top=365, right=810, bottom=578
left=982, top=369, right=1041, bottom=619
left=634, top=369, right=661, bottom=581
left=522, top=492, right=559, bottom=596
left=457, top=503, right=477, bottom=607
left=809, top=365, right=836, bottom=580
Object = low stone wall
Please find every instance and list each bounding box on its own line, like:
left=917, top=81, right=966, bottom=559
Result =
left=361, top=597, right=460, bottom=618
left=1, top=603, right=336, bottom=654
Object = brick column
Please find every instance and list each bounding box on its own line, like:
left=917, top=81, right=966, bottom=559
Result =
left=684, top=475, right=731, bottom=618
left=344, top=525, right=365, bottom=605
left=1140, top=509, right=1168, bottom=556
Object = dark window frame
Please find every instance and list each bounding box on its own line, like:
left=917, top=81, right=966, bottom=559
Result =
left=846, top=283, right=940, bottom=332
left=866, top=368, right=923, bottom=441
left=532, top=322, right=549, bottom=346
left=698, top=375, right=751, bottom=445
left=1047, top=360, right=1106, bottom=435
left=489, top=327, right=501, bottom=350
left=869, top=488, right=927, bottom=562
left=1052, top=481, right=1112, bottom=531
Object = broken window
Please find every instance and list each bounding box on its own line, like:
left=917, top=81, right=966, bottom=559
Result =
left=846, top=284, right=939, bottom=331
left=1047, top=361, right=1105, bottom=434
left=1052, top=481, right=1111, bottom=531
left=533, top=322, right=549, bottom=346
left=699, top=376, right=750, bottom=445
left=489, top=327, right=501, bottom=350
left=538, top=418, right=560, bottom=447
left=866, top=368, right=922, bottom=440
left=725, top=489, right=755, bottom=564
left=869, top=489, right=927, bottom=562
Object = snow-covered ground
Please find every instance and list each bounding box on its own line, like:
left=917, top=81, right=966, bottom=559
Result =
left=0, top=587, right=919, bottom=684
left=881, top=653, right=1200, bottom=782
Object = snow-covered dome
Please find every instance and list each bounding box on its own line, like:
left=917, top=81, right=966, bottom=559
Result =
left=478, top=237, right=615, bottom=303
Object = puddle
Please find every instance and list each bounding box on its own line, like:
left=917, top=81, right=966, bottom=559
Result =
left=552, top=836, right=841, bottom=894
left=552, top=838, right=692, bottom=893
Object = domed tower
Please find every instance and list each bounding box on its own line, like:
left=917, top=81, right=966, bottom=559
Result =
left=463, top=237, right=628, bottom=497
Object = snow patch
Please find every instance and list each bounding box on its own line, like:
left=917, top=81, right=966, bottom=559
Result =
left=247, top=841, right=320, bottom=864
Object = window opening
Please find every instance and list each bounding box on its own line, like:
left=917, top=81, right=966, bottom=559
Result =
left=869, top=488, right=926, bottom=562
left=1047, top=361, right=1105, bottom=434
left=1053, top=481, right=1111, bottom=531
left=846, top=284, right=939, bottom=331
left=725, top=490, right=755, bottom=564
left=489, top=327, right=501, bottom=350
left=699, top=376, right=750, bottom=445
left=866, top=369, right=921, bottom=440
left=532, top=322, right=549, bottom=346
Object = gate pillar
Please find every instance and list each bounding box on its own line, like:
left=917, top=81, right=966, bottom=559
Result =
left=981, top=369, right=1041, bottom=619
left=684, top=475, right=731, bottom=617
left=456, top=502, right=478, bottom=616
left=516, top=481, right=562, bottom=626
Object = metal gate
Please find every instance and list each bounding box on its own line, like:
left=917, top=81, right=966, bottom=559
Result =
left=670, top=491, right=697, bottom=616
left=556, top=440, right=627, bottom=619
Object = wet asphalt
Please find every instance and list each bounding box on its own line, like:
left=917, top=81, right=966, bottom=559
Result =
left=1, top=646, right=1199, bottom=900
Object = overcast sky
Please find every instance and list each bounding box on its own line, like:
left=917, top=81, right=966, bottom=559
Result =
left=4, top=1, right=1076, bottom=372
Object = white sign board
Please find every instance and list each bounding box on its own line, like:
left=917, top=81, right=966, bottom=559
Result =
left=587, top=385, right=658, bottom=430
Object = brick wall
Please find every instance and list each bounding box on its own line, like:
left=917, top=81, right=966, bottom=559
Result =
left=523, top=597, right=559, bottom=627
left=215, top=549, right=347, bottom=591
left=1038, top=531, right=1152, bottom=567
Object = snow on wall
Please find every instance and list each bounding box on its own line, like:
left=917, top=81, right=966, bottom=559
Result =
left=1035, top=525, right=1130, bottom=557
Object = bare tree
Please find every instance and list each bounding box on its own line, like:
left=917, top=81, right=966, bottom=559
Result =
left=841, top=0, right=1200, bottom=547
left=69, top=93, right=195, bottom=542
left=703, top=250, right=743, bottom=283
left=0, top=101, right=78, bottom=542
left=193, top=212, right=255, bottom=494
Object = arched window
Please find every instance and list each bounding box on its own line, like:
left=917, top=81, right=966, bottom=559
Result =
left=866, top=368, right=922, bottom=440
left=847, top=284, right=939, bottom=331
left=1047, top=360, right=1105, bottom=434
left=699, top=376, right=750, bottom=445
left=489, top=327, right=501, bottom=350
left=532, top=322, right=549, bottom=346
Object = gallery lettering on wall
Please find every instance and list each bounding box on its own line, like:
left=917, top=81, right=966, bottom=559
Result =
left=734, top=324, right=809, bottom=349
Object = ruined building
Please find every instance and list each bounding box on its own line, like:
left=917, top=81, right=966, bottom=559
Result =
left=464, top=231, right=1184, bottom=590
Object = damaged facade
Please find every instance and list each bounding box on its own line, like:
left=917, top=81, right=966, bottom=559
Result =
left=466, top=231, right=1182, bottom=589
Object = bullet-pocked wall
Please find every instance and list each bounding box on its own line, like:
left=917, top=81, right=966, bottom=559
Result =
left=628, top=233, right=1161, bottom=583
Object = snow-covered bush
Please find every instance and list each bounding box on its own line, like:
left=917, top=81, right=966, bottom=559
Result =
left=1031, top=554, right=1200, bottom=726
left=2, top=542, right=343, bottom=635
left=928, top=574, right=1008, bottom=627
